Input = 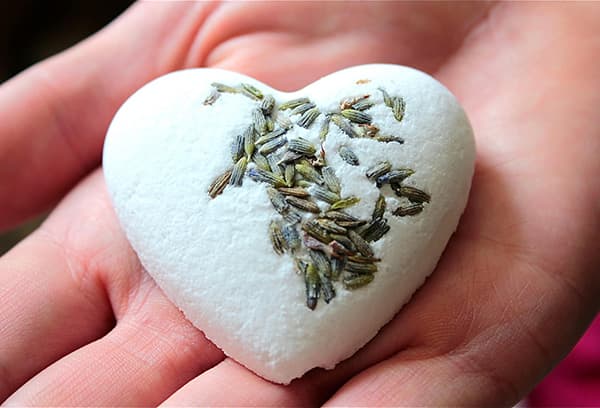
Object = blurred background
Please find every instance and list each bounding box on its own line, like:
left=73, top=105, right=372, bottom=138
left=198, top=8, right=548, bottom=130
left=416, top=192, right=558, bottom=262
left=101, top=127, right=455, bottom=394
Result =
left=0, top=1, right=598, bottom=405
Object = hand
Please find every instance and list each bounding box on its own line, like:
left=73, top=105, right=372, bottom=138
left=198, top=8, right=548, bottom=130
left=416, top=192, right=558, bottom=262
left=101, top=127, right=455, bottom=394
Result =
left=1, top=2, right=599, bottom=406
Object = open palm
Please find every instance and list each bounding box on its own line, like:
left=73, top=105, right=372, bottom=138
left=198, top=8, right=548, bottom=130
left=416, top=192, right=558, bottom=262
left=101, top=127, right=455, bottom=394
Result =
left=1, top=2, right=599, bottom=406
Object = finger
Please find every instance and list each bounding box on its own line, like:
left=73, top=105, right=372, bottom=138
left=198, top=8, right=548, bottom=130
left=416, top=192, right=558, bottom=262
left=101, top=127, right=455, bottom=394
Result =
left=0, top=1, right=216, bottom=230
left=0, top=234, right=114, bottom=402
left=0, top=172, right=120, bottom=400
left=3, top=171, right=224, bottom=406
left=6, top=275, right=224, bottom=407
left=324, top=351, right=519, bottom=406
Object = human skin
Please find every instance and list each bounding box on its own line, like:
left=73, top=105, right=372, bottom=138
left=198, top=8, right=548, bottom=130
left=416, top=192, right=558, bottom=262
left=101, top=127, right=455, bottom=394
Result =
left=0, top=2, right=599, bottom=406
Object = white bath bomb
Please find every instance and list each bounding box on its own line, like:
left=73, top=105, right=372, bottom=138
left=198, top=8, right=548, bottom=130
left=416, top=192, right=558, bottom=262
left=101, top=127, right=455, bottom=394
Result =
left=103, top=64, right=475, bottom=384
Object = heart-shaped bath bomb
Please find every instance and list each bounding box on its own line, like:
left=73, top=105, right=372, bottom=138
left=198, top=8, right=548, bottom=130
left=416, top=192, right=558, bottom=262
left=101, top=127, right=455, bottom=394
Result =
left=103, top=64, right=475, bottom=384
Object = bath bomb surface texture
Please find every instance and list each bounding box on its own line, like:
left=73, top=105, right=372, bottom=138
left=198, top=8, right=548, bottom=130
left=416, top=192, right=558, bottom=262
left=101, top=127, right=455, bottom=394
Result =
left=103, top=64, right=475, bottom=384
